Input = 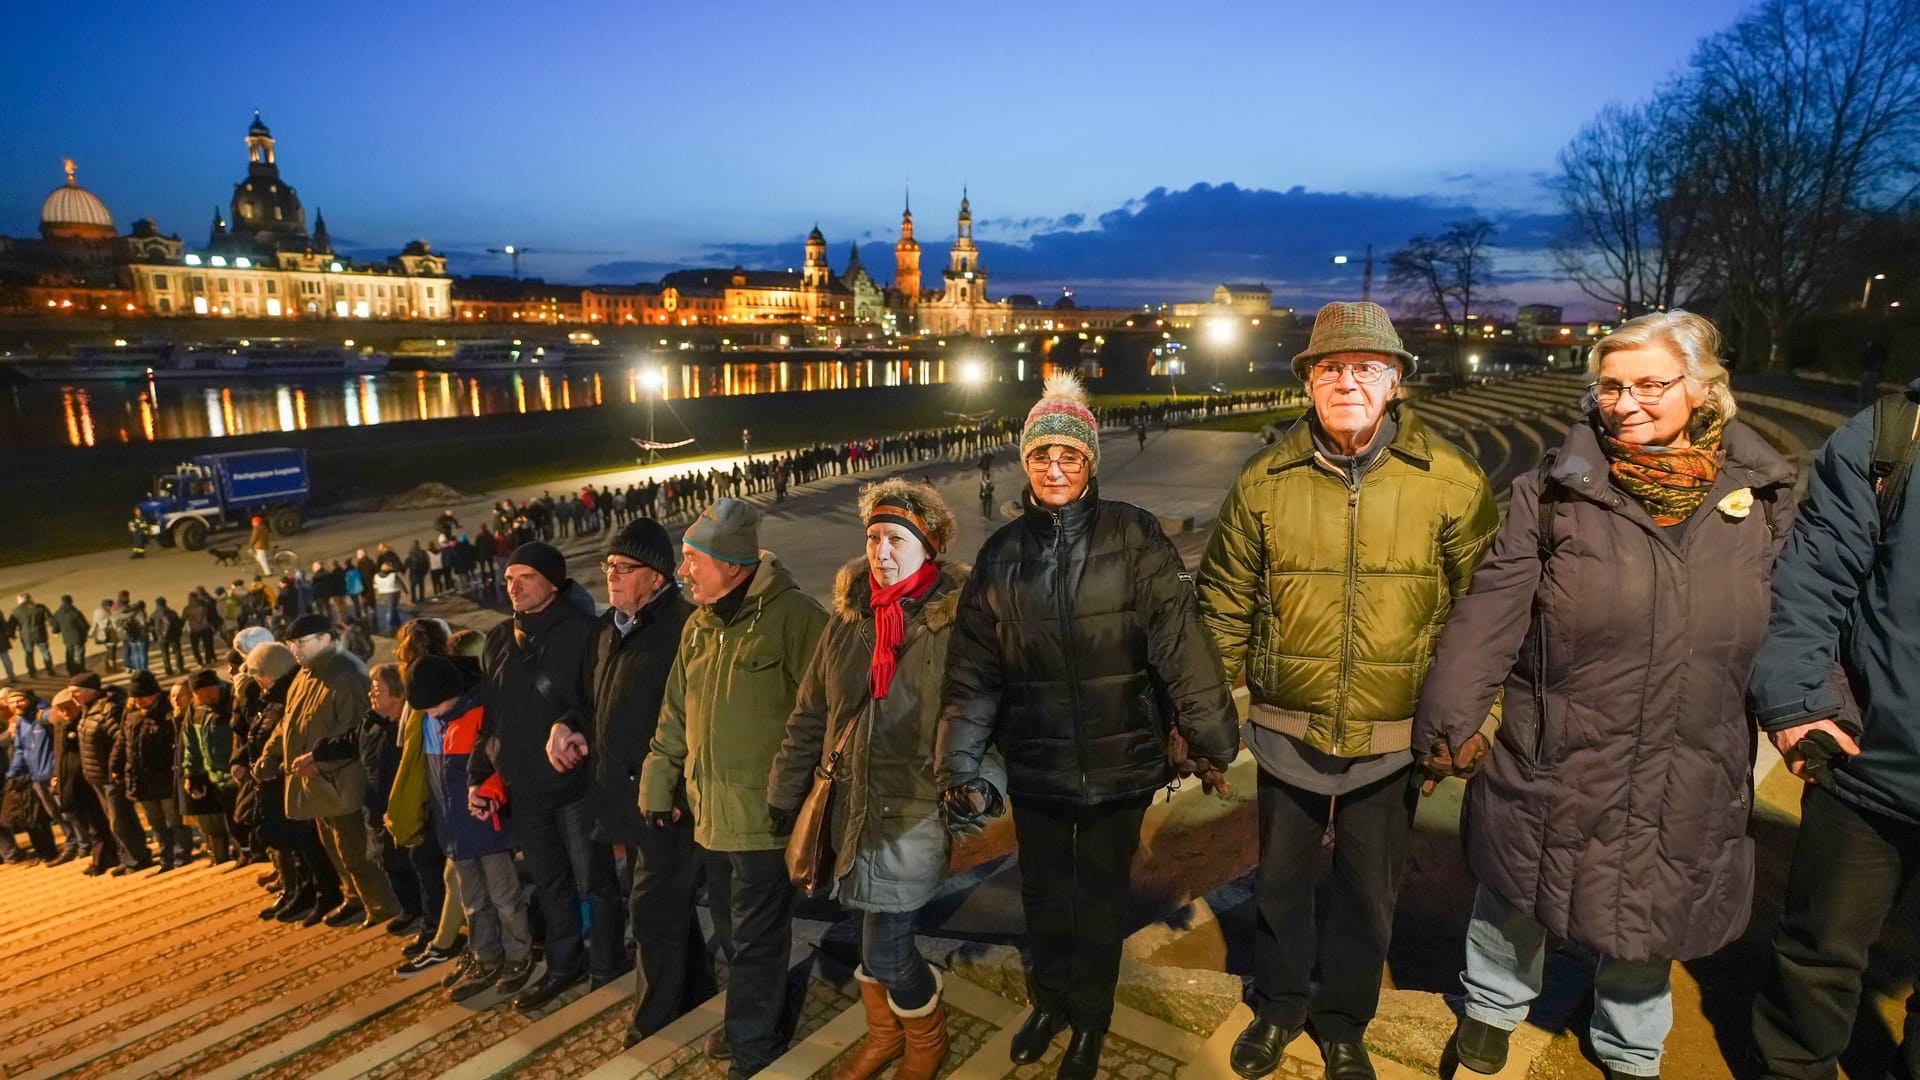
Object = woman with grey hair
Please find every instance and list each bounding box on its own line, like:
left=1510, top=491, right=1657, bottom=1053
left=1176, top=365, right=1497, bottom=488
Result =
left=1412, top=310, right=1795, bottom=1079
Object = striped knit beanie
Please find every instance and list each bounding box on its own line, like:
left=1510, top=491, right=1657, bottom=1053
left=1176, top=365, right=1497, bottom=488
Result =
left=1021, top=372, right=1099, bottom=469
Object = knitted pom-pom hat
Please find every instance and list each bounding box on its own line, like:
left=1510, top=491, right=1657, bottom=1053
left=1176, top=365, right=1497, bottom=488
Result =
left=1021, top=371, right=1099, bottom=469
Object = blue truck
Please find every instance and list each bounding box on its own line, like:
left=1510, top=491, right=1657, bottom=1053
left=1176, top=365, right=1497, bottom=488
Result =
left=136, top=448, right=311, bottom=551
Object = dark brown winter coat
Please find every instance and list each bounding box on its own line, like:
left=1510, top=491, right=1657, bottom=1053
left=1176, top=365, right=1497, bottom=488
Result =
left=1413, top=417, right=1795, bottom=962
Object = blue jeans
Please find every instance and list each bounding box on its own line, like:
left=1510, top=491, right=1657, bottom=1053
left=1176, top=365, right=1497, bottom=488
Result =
left=857, top=909, right=935, bottom=1011
left=123, top=640, right=149, bottom=672
left=1462, top=885, right=1672, bottom=1077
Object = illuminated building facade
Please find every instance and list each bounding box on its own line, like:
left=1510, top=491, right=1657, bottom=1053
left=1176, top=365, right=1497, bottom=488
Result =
left=916, top=191, right=1009, bottom=337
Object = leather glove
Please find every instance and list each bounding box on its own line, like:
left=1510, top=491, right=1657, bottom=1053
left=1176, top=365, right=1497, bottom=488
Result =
left=939, top=778, right=1005, bottom=837
left=1419, top=733, right=1491, bottom=796
left=768, top=804, right=797, bottom=837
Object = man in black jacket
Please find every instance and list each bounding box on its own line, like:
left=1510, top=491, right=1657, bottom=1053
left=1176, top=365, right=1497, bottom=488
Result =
left=473, top=541, right=621, bottom=1011
left=551, top=520, right=704, bottom=1045
left=938, top=375, right=1239, bottom=1080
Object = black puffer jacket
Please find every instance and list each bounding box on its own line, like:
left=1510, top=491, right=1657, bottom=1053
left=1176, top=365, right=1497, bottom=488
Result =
left=472, top=580, right=606, bottom=805
left=113, top=696, right=178, bottom=801
left=937, top=484, right=1238, bottom=804
left=77, top=689, right=126, bottom=788
left=587, top=583, right=695, bottom=844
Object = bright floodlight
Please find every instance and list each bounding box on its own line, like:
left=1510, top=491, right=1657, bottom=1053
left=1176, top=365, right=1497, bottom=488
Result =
left=1206, top=319, right=1238, bottom=347
left=641, top=368, right=667, bottom=391
left=959, top=360, right=987, bottom=385
left=1331, top=255, right=1349, bottom=265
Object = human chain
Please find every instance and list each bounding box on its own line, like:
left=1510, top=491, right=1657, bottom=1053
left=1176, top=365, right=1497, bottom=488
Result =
left=7, top=314, right=1894, bottom=1080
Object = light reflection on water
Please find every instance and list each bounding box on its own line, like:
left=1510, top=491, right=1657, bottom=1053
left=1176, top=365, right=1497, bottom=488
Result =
left=8, top=358, right=950, bottom=449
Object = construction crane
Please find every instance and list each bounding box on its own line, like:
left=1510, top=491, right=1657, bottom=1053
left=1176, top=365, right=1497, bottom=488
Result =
left=487, top=244, right=538, bottom=279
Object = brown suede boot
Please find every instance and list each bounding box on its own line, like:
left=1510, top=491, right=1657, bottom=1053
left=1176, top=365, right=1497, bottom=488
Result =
left=832, top=968, right=905, bottom=1080
left=892, top=971, right=950, bottom=1080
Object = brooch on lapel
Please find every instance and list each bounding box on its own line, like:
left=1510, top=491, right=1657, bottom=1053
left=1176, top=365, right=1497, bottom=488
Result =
left=1716, top=487, right=1754, bottom=520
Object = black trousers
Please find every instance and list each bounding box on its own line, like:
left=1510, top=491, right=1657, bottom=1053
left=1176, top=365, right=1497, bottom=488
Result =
left=1010, top=793, right=1152, bottom=1032
left=515, top=796, right=623, bottom=979
left=1752, top=783, right=1920, bottom=1079
left=369, top=816, right=425, bottom=919
left=407, top=834, right=448, bottom=931
left=100, top=783, right=152, bottom=868
left=627, top=818, right=718, bottom=1042
left=66, top=776, right=115, bottom=869
left=701, top=846, right=794, bottom=1079
left=1251, top=765, right=1418, bottom=1040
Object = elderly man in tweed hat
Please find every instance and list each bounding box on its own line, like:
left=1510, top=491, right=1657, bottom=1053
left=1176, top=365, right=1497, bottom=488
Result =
left=1197, top=302, right=1499, bottom=1080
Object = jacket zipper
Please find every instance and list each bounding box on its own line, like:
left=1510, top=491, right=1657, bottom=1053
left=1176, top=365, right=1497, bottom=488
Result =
left=1054, top=512, right=1090, bottom=797
left=1336, top=475, right=1361, bottom=735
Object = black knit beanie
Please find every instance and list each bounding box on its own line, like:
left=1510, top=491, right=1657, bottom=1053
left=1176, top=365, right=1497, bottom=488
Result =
left=507, top=542, right=568, bottom=590
left=606, top=519, right=676, bottom=579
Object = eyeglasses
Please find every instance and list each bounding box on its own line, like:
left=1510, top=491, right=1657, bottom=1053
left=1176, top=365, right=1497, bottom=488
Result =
left=1024, top=450, right=1089, bottom=474
left=601, top=560, right=647, bottom=578
left=1309, top=360, right=1396, bottom=385
left=1589, top=375, right=1685, bottom=405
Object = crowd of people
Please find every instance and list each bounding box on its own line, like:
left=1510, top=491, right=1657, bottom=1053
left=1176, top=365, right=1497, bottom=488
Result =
left=4, top=314, right=1899, bottom=1080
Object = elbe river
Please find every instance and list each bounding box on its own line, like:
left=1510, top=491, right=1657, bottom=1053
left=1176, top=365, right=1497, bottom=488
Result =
left=0, top=356, right=963, bottom=451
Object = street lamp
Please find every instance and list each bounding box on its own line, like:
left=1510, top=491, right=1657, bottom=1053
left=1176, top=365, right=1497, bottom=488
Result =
left=1330, top=244, right=1375, bottom=301
left=641, top=367, right=667, bottom=465
left=1863, top=272, right=1887, bottom=309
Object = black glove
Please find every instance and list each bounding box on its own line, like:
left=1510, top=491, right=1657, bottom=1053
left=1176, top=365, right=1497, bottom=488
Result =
left=645, top=809, right=677, bottom=830
left=768, top=804, right=797, bottom=837
left=939, top=778, right=1005, bottom=837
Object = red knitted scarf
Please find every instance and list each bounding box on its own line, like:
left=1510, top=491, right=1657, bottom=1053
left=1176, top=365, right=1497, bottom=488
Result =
left=868, top=563, right=938, bottom=700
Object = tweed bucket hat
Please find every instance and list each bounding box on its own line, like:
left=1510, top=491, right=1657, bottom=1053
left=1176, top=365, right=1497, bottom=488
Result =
left=1291, top=301, right=1418, bottom=380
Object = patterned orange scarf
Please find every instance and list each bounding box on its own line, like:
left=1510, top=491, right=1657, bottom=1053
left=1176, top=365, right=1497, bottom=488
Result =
left=1598, top=408, right=1727, bottom=526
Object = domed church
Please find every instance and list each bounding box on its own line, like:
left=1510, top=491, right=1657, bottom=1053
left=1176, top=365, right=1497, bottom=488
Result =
left=40, top=159, right=116, bottom=241
left=216, top=111, right=318, bottom=256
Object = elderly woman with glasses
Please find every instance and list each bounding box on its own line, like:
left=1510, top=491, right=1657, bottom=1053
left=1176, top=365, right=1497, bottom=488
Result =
left=939, top=373, right=1239, bottom=1080
left=1413, top=310, right=1796, bottom=1080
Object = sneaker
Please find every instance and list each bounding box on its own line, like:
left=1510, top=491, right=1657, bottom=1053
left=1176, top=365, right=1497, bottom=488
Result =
left=494, top=957, right=535, bottom=995
left=401, top=933, right=433, bottom=959
left=396, top=941, right=463, bottom=977
left=448, top=960, right=502, bottom=1003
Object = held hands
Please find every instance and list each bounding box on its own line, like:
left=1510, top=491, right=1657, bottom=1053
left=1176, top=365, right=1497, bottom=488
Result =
left=1418, top=733, right=1491, bottom=797
left=768, top=803, right=797, bottom=837
left=1195, top=761, right=1232, bottom=798
left=289, top=751, right=320, bottom=780
left=1770, top=719, right=1861, bottom=784
left=467, top=787, right=498, bottom=821
left=644, top=808, right=682, bottom=830
left=939, top=778, right=1006, bottom=838
left=546, top=724, right=589, bottom=772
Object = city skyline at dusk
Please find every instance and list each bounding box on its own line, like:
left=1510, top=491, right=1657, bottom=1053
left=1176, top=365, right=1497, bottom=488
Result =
left=6, top=0, right=1755, bottom=314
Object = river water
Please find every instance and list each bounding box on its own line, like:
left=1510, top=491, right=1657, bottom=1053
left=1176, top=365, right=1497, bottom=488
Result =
left=0, top=355, right=960, bottom=450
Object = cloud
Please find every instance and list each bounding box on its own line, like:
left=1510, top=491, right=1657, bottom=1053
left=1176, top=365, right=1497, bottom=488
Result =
left=557, top=181, right=1587, bottom=316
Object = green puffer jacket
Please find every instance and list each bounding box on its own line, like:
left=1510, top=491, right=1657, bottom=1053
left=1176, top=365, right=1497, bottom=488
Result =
left=639, top=553, right=828, bottom=852
left=1197, top=404, right=1499, bottom=757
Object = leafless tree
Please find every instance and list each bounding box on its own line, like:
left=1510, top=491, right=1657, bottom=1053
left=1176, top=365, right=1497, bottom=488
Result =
left=1388, top=219, right=1499, bottom=374
left=1687, top=0, right=1920, bottom=370
left=1551, top=90, right=1713, bottom=316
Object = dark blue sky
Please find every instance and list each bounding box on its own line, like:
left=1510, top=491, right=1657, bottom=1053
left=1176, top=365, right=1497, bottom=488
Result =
left=3, top=0, right=1752, bottom=315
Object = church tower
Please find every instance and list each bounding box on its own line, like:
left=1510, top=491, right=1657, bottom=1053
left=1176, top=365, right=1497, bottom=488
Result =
left=943, top=188, right=984, bottom=302
left=802, top=223, right=829, bottom=289
left=893, top=190, right=920, bottom=311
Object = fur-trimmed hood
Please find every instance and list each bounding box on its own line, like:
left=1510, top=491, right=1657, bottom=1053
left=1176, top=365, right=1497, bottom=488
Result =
left=831, top=557, right=969, bottom=632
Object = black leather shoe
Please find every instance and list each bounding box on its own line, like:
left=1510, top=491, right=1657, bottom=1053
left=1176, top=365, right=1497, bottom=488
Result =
left=300, top=894, right=343, bottom=928
left=1009, top=1008, right=1068, bottom=1065
left=274, top=889, right=316, bottom=923
left=702, top=1027, right=730, bottom=1060
left=1450, top=1017, right=1511, bottom=1075
left=1231, top=1017, right=1301, bottom=1079
left=1321, top=1039, right=1377, bottom=1080
left=322, top=899, right=366, bottom=927
left=1056, top=1027, right=1106, bottom=1080
left=513, top=967, right=585, bottom=1013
